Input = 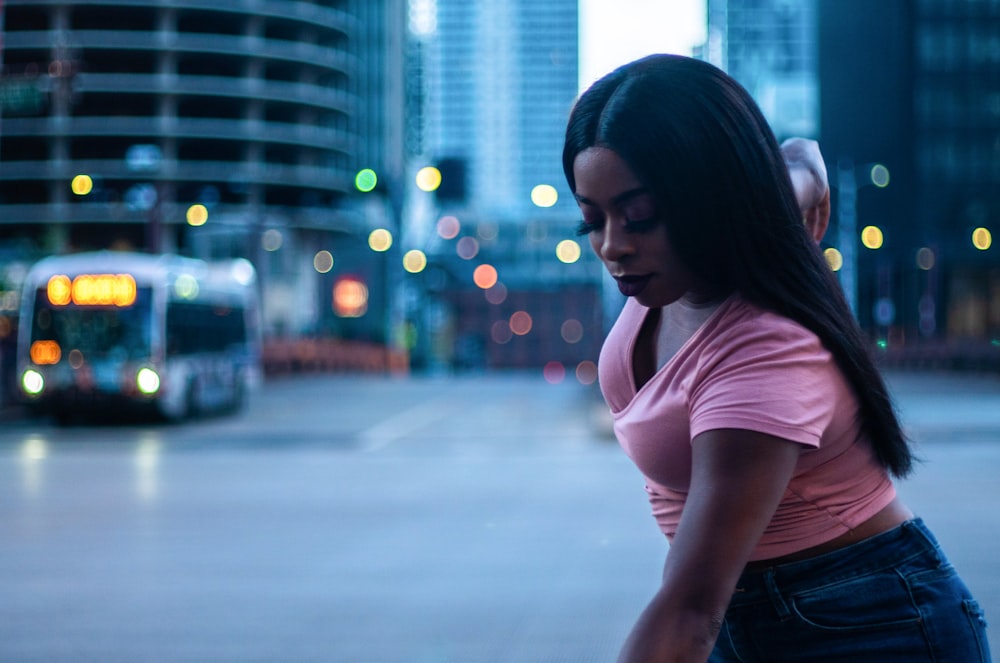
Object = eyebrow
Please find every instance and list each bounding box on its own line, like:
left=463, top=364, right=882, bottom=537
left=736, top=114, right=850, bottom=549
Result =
left=574, top=186, right=650, bottom=207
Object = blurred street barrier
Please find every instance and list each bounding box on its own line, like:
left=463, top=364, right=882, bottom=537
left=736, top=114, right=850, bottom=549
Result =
left=261, top=337, right=409, bottom=376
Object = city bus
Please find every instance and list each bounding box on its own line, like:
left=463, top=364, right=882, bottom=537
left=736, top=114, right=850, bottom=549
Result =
left=16, top=251, right=261, bottom=423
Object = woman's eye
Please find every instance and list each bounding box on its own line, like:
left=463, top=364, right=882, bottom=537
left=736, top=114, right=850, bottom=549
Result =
left=624, top=217, right=658, bottom=234
left=575, top=219, right=602, bottom=236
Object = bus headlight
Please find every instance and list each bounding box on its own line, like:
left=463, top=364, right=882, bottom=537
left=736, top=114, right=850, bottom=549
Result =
left=136, top=367, right=160, bottom=395
left=21, top=369, right=45, bottom=396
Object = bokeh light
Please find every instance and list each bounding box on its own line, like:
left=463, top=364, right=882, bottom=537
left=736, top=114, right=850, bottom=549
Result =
left=369, top=228, right=393, bottom=252
left=262, top=229, right=283, bottom=251
left=561, top=319, right=584, bottom=344
left=531, top=184, right=559, bottom=208
left=509, top=311, right=533, bottom=336
left=403, top=249, right=428, bottom=273
left=556, top=239, right=582, bottom=264
left=870, top=164, right=890, bottom=188
left=823, top=247, right=843, bottom=271
left=456, top=236, right=479, bottom=260
left=491, top=319, right=513, bottom=344
left=46, top=275, right=72, bottom=306
left=186, top=204, right=208, bottom=227
left=437, top=215, right=461, bottom=239
left=416, top=166, right=442, bottom=192
left=355, top=168, right=378, bottom=192
left=861, top=225, right=884, bottom=250
left=576, top=361, right=598, bottom=385
left=972, top=227, right=992, bottom=251
left=916, top=247, right=935, bottom=270
left=477, top=222, right=499, bottom=241
left=473, top=264, right=498, bottom=289
left=333, top=277, right=368, bottom=317
left=313, top=250, right=334, bottom=273
left=71, top=174, right=93, bottom=196
left=543, top=361, right=566, bottom=384
left=485, top=282, right=508, bottom=305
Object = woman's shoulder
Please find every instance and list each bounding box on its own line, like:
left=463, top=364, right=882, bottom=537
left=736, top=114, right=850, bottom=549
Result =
left=706, top=295, right=825, bottom=356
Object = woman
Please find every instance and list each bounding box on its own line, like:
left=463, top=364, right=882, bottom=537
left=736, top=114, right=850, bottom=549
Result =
left=563, top=54, right=991, bottom=662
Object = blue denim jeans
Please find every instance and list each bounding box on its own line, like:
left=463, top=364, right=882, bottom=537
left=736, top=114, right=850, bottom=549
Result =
left=709, top=519, right=991, bottom=662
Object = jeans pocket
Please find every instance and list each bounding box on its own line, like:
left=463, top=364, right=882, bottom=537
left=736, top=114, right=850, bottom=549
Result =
left=789, top=571, right=922, bottom=633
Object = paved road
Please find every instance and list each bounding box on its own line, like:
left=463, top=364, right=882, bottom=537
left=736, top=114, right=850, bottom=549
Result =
left=0, top=370, right=997, bottom=662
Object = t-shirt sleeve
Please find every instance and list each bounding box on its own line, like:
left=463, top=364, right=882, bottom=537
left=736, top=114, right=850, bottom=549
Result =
left=687, top=315, right=837, bottom=448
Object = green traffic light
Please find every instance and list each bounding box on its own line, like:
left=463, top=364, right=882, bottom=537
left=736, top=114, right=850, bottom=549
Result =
left=355, top=168, right=378, bottom=193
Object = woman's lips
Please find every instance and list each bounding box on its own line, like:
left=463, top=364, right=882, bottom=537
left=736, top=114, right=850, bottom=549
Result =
left=615, top=274, right=652, bottom=297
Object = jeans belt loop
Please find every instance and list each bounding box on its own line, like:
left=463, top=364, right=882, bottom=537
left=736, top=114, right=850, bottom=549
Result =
left=764, top=569, right=793, bottom=621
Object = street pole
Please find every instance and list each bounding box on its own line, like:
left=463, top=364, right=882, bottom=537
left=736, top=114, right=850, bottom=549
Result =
left=837, top=159, right=858, bottom=316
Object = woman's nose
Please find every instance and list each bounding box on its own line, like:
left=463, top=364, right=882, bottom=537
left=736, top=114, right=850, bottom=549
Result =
left=599, top=222, right=635, bottom=262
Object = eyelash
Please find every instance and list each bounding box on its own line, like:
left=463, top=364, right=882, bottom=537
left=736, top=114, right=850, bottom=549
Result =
left=575, top=218, right=658, bottom=236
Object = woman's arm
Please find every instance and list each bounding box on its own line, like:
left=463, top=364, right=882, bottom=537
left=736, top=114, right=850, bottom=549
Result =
left=618, top=428, right=801, bottom=663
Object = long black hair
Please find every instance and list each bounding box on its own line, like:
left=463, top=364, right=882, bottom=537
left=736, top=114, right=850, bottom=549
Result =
left=563, top=54, right=913, bottom=477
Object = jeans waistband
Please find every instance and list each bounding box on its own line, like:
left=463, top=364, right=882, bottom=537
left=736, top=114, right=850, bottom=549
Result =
left=731, top=518, right=940, bottom=607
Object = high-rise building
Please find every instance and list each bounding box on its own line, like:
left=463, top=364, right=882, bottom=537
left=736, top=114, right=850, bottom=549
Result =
left=422, top=0, right=579, bottom=222
left=402, top=1, right=604, bottom=373
left=705, top=0, right=819, bottom=139
left=819, top=0, right=1000, bottom=358
left=0, top=0, right=407, bottom=340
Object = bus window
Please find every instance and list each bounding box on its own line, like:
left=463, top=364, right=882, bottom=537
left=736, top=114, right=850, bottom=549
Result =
left=30, top=287, right=153, bottom=362
left=166, top=302, right=247, bottom=356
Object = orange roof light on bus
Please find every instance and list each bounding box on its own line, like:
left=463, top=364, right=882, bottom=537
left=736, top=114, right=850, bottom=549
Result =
left=72, top=274, right=138, bottom=306
left=47, top=275, right=72, bottom=305
left=49, top=273, right=137, bottom=306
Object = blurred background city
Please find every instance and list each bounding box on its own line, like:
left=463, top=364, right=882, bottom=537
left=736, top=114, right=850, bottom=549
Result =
left=2, top=2, right=1000, bottom=661
left=1, top=0, right=1000, bottom=414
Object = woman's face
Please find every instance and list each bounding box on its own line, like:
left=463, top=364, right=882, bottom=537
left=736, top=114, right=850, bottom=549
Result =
left=572, top=147, right=707, bottom=308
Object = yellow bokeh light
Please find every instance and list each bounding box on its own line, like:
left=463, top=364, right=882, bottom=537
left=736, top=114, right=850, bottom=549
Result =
left=916, top=247, right=935, bottom=270
left=861, top=225, right=884, bottom=250
left=416, top=166, right=442, bottom=192
left=313, top=250, right=334, bottom=273
left=369, top=228, right=393, bottom=252
left=473, top=264, right=498, bottom=289
left=823, top=248, right=843, bottom=271
left=71, top=174, right=93, bottom=196
left=556, top=239, right=582, bottom=264
left=186, top=204, right=208, bottom=227
left=972, top=227, right=992, bottom=251
left=531, top=184, right=559, bottom=208
left=403, top=249, right=428, bottom=273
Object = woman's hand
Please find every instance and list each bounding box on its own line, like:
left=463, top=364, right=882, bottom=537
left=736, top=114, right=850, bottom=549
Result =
left=781, top=137, right=831, bottom=243
left=618, top=429, right=801, bottom=662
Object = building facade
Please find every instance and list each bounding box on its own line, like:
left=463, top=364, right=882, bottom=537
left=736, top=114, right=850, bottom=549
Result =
left=819, top=0, right=1000, bottom=363
left=705, top=0, right=819, bottom=140
left=0, top=0, right=407, bottom=341
left=400, top=0, right=604, bottom=375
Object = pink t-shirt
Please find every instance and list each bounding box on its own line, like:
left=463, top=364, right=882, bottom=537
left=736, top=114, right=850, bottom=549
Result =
left=599, top=295, right=896, bottom=561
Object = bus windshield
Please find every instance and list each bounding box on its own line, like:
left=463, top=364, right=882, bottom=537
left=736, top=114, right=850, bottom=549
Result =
left=30, top=287, right=153, bottom=362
